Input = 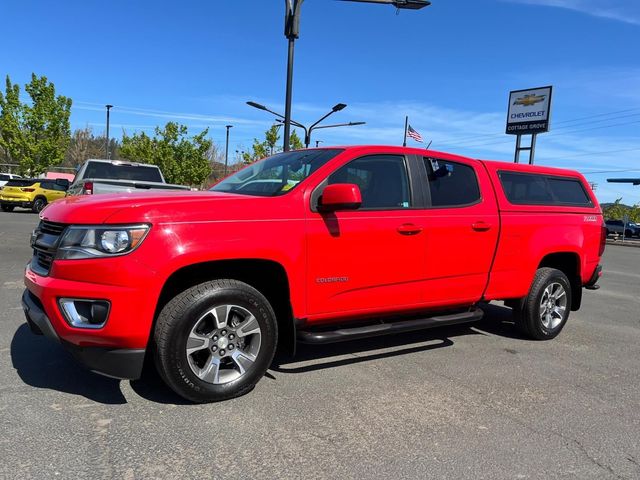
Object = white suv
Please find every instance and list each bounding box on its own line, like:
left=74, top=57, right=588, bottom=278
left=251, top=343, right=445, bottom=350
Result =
left=0, top=173, right=22, bottom=188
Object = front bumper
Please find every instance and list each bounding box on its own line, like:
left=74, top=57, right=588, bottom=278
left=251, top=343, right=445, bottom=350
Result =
left=22, top=289, right=145, bottom=380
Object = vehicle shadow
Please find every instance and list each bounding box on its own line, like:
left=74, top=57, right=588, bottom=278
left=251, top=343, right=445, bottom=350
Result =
left=11, top=303, right=525, bottom=405
left=10, top=324, right=127, bottom=404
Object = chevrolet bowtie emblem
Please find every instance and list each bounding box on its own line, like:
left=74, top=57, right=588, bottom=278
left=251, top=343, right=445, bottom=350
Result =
left=513, top=94, right=546, bottom=107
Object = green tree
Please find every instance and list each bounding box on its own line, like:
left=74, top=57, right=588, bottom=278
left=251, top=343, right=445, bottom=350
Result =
left=0, top=74, right=72, bottom=175
left=603, top=198, right=640, bottom=223
left=242, top=126, right=304, bottom=164
left=289, top=129, right=304, bottom=150
left=119, top=122, right=212, bottom=186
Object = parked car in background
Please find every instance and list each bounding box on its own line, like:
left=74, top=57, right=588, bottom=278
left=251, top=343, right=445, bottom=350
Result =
left=0, top=173, right=22, bottom=188
left=605, top=219, right=639, bottom=238
left=0, top=178, right=68, bottom=212
left=66, top=159, right=190, bottom=196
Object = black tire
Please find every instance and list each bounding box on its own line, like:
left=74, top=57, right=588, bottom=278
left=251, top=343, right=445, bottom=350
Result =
left=32, top=197, right=47, bottom=213
left=514, top=267, right=572, bottom=340
left=625, top=229, right=632, bottom=238
left=1, top=204, right=15, bottom=212
left=154, top=279, right=278, bottom=403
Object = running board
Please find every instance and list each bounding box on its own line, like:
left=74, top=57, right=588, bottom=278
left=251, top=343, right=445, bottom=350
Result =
left=297, top=308, right=483, bottom=344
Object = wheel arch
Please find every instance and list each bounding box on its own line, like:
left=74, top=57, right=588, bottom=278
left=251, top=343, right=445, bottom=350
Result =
left=538, top=252, right=582, bottom=311
left=154, top=259, right=295, bottom=354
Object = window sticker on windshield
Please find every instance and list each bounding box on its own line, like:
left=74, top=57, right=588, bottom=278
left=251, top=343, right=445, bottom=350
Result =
left=401, top=201, right=409, bottom=208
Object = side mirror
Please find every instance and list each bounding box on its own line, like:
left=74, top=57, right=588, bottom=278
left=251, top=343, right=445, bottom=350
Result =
left=318, top=183, right=362, bottom=211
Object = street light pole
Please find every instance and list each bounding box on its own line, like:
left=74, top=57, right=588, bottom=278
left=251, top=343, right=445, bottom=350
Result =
left=105, top=104, right=113, bottom=159
left=279, top=0, right=429, bottom=152
left=224, top=125, right=233, bottom=176
left=249, top=101, right=363, bottom=149
left=283, top=0, right=304, bottom=152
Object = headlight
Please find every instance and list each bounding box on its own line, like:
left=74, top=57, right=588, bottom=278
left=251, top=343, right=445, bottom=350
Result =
left=57, top=224, right=150, bottom=259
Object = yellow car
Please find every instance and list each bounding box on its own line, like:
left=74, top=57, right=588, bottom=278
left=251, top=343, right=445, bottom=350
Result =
left=0, top=178, right=69, bottom=213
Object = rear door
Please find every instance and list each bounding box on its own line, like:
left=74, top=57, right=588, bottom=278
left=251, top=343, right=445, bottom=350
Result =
left=40, top=181, right=67, bottom=202
left=305, top=153, right=426, bottom=318
left=416, top=156, right=499, bottom=306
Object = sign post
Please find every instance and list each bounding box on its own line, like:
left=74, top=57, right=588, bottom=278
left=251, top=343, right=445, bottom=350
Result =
left=506, top=86, right=553, bottom=164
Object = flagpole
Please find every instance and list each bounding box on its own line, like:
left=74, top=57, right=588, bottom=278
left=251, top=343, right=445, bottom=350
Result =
left=403, top=116, right=408, bottom=147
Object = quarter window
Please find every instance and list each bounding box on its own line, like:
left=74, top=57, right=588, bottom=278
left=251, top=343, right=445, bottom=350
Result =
left=327, top=155, right=410, bottom=209
left=498, top=171, right=592, bottom=206
left=423, top=158, right=481, bottom=207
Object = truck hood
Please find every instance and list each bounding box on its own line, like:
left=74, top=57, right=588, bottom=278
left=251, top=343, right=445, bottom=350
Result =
left=40, top=190, right=297, bottom=225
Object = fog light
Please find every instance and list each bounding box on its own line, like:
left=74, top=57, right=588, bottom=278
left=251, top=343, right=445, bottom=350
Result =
left=58, top=298, right=110, bottom=329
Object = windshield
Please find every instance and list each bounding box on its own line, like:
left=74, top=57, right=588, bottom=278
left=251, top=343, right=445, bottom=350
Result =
left=211, top=149, right=343, bottom=197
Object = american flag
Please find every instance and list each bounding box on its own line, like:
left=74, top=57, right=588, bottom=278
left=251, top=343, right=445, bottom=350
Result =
left=407, top=125, right=423, bottom=143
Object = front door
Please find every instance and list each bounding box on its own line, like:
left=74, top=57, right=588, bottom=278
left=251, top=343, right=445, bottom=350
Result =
left=305, top=154, right=426, bottom=319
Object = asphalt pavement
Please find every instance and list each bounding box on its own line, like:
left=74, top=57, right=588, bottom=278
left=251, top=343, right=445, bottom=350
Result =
left=1, top=210, right=639, bottom=479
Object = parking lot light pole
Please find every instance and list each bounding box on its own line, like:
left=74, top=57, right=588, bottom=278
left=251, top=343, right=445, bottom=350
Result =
left=254, top=101, right=365, bottom=148
left=224, top=125, right=233, bottom=176
left=280, top=0, right=430, bottom=152
left=304, top=103, right=346, bottom=148
left=313, top=121, right=366, bottom=133
left=105, top=104, right=113, bottom=159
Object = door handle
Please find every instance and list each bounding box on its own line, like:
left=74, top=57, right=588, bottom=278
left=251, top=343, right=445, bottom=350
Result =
left=397, top=223, right=423, bottom=235
left=472, top=221, right=492, bottom=232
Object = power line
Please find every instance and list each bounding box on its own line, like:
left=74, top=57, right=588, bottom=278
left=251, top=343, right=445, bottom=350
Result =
left=435, top=107, right=640, bottom=147
left=439, top=118, right=640, bottom=151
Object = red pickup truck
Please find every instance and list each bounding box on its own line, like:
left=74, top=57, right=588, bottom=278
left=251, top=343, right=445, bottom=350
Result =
left=22, top=146, right=604, bottom=402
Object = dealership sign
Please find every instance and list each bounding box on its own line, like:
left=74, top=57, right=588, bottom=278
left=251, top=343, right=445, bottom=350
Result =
left=506, top=86, right=553, bottom=135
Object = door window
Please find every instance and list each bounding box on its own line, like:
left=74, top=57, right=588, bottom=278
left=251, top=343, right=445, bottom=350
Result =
left=327, top=155, right=410, bottom=209
left=423, top=158, right=481, bottom=207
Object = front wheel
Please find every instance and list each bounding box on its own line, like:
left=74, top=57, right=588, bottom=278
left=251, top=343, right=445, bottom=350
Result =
left=154, top=279, right=278, bottom=403
left=514, top=267, right=572, bottom=340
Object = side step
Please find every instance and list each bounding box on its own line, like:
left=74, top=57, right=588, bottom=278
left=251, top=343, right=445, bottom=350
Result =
left=297, top=307, right=483, bottom=344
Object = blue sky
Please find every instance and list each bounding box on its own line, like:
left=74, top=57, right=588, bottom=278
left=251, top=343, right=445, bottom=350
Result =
left=1, top=0, right=639, bottom=203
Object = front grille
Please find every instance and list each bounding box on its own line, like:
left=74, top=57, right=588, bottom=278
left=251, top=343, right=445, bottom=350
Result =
left=31, top=220, right=67, bottom=276
left=39, top=220, right=67, bottom=236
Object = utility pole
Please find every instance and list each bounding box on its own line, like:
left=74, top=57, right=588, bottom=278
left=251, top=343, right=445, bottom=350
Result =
left=224, top=125, right=233, bottom=176
left=105, top=104, right=113, bottom=159
left=283, top=0, right=304, bottom=152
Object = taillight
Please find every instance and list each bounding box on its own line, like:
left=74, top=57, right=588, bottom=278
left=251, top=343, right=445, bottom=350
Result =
left=21, top=188, right=35, bottom=192
left=83, top=181, right=94, bottom=195
left=599, top=221, right=606, bottom=256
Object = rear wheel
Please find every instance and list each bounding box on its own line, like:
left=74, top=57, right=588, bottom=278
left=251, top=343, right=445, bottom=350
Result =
left=154, top=279, right=278, bottom=403
left=1, top=204, right=14, bottom=212
left=514, top=267, right=572, bottom=340
left=32, top=197, right=47, bottom=213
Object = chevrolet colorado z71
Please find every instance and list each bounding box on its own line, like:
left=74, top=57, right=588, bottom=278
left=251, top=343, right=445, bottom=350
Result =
left=22, top=146, right=605, bottom=402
